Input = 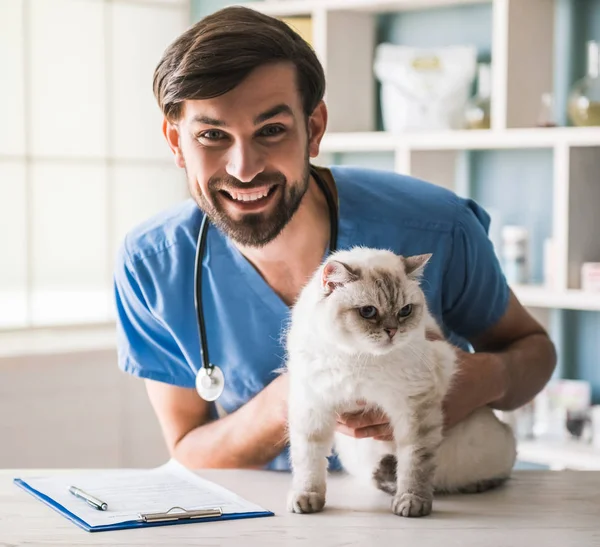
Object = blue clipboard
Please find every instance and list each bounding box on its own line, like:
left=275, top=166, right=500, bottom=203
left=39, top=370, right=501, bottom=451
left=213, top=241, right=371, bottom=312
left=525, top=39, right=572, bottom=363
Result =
left=14, top=478, right=274, bottom=533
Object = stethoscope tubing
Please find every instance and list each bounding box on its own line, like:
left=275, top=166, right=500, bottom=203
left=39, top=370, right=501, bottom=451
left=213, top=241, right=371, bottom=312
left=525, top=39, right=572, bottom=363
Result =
left=194, top=166, right=339, bottom=377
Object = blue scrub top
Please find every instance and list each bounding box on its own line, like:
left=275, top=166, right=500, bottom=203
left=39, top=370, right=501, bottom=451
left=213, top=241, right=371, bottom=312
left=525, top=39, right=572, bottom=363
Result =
left=113, top=166, right=509, bottom=471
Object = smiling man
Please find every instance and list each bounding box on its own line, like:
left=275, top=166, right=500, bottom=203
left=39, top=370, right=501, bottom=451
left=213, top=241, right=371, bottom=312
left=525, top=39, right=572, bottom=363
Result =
left=114, top=6, right=556, bottom=471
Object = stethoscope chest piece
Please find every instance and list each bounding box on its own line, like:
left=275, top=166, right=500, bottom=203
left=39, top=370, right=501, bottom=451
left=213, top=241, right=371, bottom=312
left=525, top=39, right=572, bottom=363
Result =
left=195, top=365, right=225, bottom=402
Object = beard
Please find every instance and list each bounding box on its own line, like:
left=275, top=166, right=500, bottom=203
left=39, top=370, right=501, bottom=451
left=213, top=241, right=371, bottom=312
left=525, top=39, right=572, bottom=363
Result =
left=189, top=156, right=310, bottom=248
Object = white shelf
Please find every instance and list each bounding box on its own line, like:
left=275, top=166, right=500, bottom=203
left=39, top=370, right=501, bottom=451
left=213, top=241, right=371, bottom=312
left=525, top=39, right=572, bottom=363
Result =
left=512, top=286, right=600, bottom=312
left=245, top=0, right=490, bottom=17
left=320, top=128, right=600, bottom=153
left=517, top=439, right=600, bottom=470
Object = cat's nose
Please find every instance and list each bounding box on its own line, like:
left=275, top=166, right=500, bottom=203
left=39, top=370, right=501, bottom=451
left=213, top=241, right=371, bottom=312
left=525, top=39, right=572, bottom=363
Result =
left=385, top=328, right=397, bottom=340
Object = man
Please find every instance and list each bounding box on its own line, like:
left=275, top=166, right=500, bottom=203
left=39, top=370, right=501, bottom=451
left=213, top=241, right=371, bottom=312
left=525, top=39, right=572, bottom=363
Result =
left=114, top=6, right=556, bottom=471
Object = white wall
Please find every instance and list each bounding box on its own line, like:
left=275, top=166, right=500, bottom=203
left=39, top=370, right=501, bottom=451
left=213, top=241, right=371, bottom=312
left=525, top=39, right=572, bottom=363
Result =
left=0, top=349, right=168, bottom=468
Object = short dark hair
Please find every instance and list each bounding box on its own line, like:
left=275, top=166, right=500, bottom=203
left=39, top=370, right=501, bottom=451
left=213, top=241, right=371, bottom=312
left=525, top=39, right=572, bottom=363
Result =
left=153, top=6, right=326, bottom=122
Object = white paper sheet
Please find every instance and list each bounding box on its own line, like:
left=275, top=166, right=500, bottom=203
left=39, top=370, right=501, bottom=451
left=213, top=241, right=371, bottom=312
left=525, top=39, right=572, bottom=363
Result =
left=21, top=459, right=268, bottom=528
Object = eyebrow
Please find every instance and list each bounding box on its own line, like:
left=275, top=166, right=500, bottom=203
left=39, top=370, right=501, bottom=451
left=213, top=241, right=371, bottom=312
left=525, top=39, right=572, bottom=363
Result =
left=190, top=103, right=294, bottom=128
left=191, top=115, right=227, bottom=127
left=254, top=103, right=294, bottom=124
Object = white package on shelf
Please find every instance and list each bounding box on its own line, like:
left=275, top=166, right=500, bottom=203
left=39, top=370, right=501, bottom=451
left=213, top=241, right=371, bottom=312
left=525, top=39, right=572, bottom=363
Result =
left=374, top=43, right=477, bottom=132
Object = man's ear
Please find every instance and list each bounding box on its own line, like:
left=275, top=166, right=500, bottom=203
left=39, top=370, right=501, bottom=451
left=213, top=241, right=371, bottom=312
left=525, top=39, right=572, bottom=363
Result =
left=322, top=260, right=358, bottom=295
left=163, top=118, right=186, bottom=169
left=307, top=101, right=328, bottom=159
left=403, top=253, right=432, bottom=279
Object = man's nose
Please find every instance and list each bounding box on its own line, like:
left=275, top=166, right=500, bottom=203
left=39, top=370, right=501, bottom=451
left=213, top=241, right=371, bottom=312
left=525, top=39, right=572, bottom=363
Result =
left=225, top=141, right=265, bottom=183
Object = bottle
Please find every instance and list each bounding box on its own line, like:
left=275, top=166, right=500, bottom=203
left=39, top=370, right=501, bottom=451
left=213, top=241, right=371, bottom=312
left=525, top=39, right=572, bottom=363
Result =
left=501, top=225, right=529, bottom=285
left=537, top=92, right=557, bottom=127
left=568, top=40, right=600, bottom=127
left=464, top=63, right=491, bottom=130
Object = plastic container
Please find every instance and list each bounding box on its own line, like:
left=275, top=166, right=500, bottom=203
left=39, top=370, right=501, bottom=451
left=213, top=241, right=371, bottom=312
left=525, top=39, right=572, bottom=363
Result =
left=501, top=225, right=529, bottom=285
left=581, top=262, right=600, bottom=292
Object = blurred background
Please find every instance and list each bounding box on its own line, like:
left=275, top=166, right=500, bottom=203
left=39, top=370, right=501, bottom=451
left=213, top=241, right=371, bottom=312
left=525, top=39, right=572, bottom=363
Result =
left=1, top=0, right=599, bottom=471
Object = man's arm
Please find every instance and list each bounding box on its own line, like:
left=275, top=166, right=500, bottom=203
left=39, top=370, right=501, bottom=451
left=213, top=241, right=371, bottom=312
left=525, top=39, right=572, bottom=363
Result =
left=441, top=290, right=557, bottom=428
left=145, top=374, right=289, bottom=469
left=338, top=290, right=557, bottom=438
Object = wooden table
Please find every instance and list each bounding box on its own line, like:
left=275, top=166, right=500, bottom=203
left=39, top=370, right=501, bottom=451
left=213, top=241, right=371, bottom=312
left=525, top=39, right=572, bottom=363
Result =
left=1, top=469, right=599, bottom=546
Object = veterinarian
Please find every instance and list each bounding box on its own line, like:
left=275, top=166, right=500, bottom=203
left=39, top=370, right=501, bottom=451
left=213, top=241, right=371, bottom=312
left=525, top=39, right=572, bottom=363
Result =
left=113, top=6, right=557, bottom=471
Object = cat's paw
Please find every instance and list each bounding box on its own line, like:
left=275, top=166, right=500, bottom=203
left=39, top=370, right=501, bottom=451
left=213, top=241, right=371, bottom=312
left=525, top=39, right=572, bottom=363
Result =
left=391, top=492, right=433, bottom=517
left=287, top=490, right=326, bottom=514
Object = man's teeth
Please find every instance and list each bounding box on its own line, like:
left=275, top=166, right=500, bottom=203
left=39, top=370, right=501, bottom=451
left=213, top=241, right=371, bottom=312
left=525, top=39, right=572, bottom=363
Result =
left=228, top=188, right=270, bottom=202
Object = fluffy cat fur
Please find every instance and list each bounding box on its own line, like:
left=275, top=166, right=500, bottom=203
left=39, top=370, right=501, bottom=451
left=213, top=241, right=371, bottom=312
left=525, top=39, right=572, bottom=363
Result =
left=285, top=247, right=516, bottom=518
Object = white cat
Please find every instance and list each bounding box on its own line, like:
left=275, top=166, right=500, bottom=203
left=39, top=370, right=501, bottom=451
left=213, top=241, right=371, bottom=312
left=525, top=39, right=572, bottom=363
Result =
left=285, top=247, right=516, bottom=517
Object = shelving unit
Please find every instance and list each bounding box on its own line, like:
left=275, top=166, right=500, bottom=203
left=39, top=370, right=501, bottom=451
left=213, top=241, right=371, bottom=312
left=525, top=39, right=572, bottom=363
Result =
left=512, top=285, right=600, bottom=312
left=246, top=0, right=600, bottom=316
left=320, top=127, right=600, bottom=152
left=517, top=438, right=600, bottom=471
left=247, top=0, right=492, bottom=16
left=247, top=0, right=600, bottom=464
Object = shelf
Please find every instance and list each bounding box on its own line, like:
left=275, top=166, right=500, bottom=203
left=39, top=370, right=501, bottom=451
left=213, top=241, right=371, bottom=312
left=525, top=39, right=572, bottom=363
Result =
left=245, top=0, right=491, bottom=16
left=320, top=127, right=600, bottom=153
left=517, top=439, right=600, bottom=470
left=512, top=286, right=600, bottom=312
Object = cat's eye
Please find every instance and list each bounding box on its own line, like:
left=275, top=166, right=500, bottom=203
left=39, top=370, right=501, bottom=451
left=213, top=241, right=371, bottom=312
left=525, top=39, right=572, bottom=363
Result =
left=359, top=306, right=378, bottom=319
left=398, top=304, right=413, bottom=318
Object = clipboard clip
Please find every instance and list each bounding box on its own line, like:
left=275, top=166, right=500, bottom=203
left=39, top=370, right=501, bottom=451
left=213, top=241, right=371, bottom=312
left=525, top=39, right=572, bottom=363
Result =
left=139, top=506, right=223, bottom=523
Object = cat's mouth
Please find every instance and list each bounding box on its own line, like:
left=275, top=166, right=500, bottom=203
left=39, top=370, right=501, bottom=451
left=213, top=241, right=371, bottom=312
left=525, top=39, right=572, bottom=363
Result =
left=218, top=184, right=279, bottom=212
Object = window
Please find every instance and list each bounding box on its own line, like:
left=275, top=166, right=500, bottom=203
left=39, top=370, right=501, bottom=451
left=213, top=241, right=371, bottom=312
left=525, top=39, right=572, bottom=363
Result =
left=0, top=0, right=190, bottom=329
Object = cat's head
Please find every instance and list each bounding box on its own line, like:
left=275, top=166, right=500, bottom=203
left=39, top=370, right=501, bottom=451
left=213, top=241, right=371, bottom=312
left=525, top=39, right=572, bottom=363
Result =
left=314, top=247, right=431, bottom=355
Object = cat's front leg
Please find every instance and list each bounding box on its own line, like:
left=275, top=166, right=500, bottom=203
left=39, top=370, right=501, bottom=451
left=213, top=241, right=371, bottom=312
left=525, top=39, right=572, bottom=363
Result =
left=390, top=402, right=443, bottom=518
left=287, top=402, right=336, bottom=514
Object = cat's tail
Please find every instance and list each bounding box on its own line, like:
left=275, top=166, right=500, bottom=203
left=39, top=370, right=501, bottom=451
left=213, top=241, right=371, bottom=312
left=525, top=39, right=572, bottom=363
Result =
left=372, top=454, right=510, bottom=496
left=372, top=454, right=398, bottom=495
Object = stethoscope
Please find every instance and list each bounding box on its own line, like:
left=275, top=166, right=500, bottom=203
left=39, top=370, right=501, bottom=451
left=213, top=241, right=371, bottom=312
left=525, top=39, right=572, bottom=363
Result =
left=194, top=166, right=339, bottom=401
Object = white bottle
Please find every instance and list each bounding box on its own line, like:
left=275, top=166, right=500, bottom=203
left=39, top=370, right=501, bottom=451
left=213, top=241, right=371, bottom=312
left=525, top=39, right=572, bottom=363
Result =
left=501, top=225, right=529, bottom=285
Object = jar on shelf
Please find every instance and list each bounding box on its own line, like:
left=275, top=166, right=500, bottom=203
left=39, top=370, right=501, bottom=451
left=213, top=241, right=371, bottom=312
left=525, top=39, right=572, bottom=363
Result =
left=568, top=40, right=600, bottom=127
left=464, top=63, right=491, bottom=130
left=537, top=92, right=557, bottom=128
left=501, top=225, right=529, bottom=285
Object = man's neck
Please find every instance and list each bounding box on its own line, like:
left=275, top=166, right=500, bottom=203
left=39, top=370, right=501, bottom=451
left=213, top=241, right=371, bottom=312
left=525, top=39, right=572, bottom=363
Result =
left=235, top=174, right=331, bottom=306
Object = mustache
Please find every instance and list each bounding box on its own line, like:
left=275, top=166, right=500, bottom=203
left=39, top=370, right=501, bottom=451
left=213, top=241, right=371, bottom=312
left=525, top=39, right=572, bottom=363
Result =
left=209, top=172, right=286, bottom=192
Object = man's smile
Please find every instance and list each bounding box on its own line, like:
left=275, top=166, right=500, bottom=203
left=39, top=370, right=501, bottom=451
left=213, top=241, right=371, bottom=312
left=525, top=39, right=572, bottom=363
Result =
left=218, top=184, right=280, bottom=213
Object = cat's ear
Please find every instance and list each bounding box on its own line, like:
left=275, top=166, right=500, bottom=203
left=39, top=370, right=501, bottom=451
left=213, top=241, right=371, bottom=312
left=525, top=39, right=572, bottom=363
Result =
left=404, top=253, right=432, bottom=279
left=322, top=260, right=358, bottom=295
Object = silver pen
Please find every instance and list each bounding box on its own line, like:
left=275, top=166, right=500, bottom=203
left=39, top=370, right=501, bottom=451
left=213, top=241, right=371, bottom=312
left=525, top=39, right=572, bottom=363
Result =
left=68, top=485, right=108, bottom=511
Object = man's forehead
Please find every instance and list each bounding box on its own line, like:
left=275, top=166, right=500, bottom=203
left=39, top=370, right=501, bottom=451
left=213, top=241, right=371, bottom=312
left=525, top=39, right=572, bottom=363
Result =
left=182, top=63, right=302, bottom=124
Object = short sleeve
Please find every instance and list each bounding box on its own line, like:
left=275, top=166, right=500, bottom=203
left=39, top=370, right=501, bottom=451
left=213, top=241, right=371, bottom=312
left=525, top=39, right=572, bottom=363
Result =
left=441, top=198, right=510, bottom=340
left=113, top=241, right=196, bottom=388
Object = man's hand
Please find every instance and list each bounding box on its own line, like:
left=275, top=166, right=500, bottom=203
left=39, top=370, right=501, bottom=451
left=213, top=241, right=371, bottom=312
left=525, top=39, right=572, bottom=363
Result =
left=336, top=402, right=394, bottom=441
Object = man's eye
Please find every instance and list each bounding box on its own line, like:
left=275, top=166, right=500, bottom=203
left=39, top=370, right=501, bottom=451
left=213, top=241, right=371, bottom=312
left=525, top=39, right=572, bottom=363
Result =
left=259, top=125, right=284, bottom=137
left=199, top=130, right=226, bottom=141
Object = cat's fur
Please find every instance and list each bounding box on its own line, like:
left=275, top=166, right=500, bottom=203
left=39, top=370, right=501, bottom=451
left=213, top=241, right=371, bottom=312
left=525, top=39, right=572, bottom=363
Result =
left=285, top=247, right=516, bottom=517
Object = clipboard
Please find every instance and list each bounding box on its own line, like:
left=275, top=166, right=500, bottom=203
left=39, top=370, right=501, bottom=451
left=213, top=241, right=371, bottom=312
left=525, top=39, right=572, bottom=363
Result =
left=14, top=461, right=274, bottom=533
